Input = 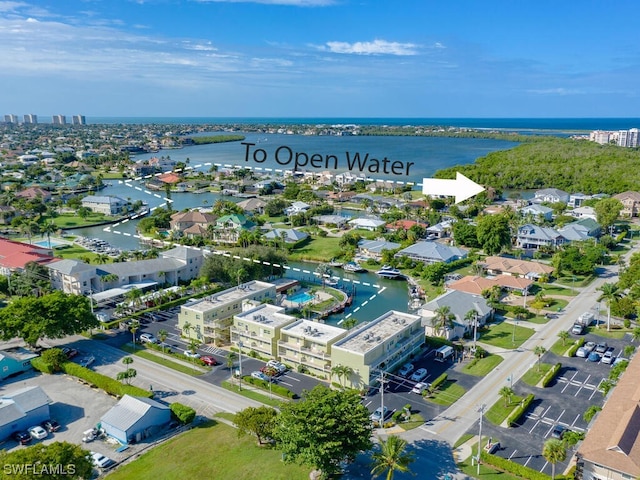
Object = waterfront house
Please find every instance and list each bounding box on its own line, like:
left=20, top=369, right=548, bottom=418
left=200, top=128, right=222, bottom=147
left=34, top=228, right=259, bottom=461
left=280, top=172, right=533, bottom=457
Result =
left=516, top=224, right=566, bottom=249
left=394, top=241, right=468, bottom=265
left=481, top=256, right=554, bottom=280
left=420, top=290, right=493, bottom=340
left=331, top=311, right=423, bottom=389
left=426, top=220, right=453, bottom=239
left=284, top=201, right=311, bottom=215
left=15, top=186, right=52, bottom=203
left=211, top=213, right=255, bottom=243
left=357, top=239, right=401, bottom=260
left=447, top=275, right=533, bottom=296
left=614, top=191, right=640, bottom=218
left=0, top=238, right=54, bottom=276
left=348, top=216, right=386, bottom=231
left=533, top=188, right=569, bottom=204
left=169, top=210, right=217, bottom=238
left=81, top=195, right=129, bottom=215
left=519, top=204, right=553, bottom=222
left=264, top=228, right=309, bottom=244
left=236, top=197, right=266, bottom=214
left=100, top=395, right=170, bottom=445
left=231, top=304, right=297, bottom=359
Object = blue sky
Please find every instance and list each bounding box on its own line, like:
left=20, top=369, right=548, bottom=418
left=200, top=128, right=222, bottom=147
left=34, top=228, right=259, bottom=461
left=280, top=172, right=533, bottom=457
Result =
left=1, top=0, right=639, bottom=118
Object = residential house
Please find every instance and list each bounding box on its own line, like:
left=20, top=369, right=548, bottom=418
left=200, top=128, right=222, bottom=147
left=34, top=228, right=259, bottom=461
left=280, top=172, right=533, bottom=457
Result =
left=420, top=290, right=493, bottom=340
left=0, top=347, right=38, bottom=380
left=533, top=188, right=569, bottom=204
left=100, top=395, right=171, bottom=445
left=426, top=220, right=453, bottom=239
left=385, top=220, right=426, bottom=232
left=264, top=228, right=309, bottom=244
left=0, top=386, right=52, bottom=441
left=212, top=214, right=255, bottom=243
left=331, top=311, right=423, bottom=389
left=394, top=241, right=468, bottom=265
left=0, top=205, right=16, bottom=225
left=481, top=256, right=554, bottom=280
left=357, top=239, right=401, bottom=260
left=577, top=352, right=640, bottom=480
left=284, top=201, right=311, bottom=216
left=15, top=186, right=52, bottom=203
left=277, top=320, right=347, bottom=380
left=236, top=197, right=266, bottom=214
left=311, top=215, right=349, bottom=228
left=614, top=191, right=640, bottom=218
left=569, top=205, right=597, bottom=221
left=568, top=192, right=591, bottom=208
left=516, top=224, right=566, bottom=249
left=519, top=204, right=553, bottom=222
left=447, top=275, right=533, bottom=296
left=231, top=304, right=297, bottom=358
left=0, top=238, right=54, bottom=276
left=81, top=195, right=129, bottom=215
left=178, top=280, right=277, bottom=344
left=557, top=218, right=601, bottom=242
left=349, top=216, right=386, bottom=231
left=169, top=210, right=217, bottom=238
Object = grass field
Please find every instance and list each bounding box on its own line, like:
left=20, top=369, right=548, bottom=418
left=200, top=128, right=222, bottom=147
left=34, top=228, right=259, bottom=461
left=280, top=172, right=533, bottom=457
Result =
left=520, top=362, right=552, bottom=386
left=587, top=326, right=631, bottom=339
left=427, top=380, right=466, bottom=406
left=120, top=345, right=206, bottom=376
left=105, top=421, right=311, bottom=480
left=485, top=394, right=524, bottom=425
left=480, top=321, right=535, bottom=349
left=461, top=354, right=503, bottom=377
left=288, top=236, right=343, bottom=262
left=52, top=244, right=103, bottom=263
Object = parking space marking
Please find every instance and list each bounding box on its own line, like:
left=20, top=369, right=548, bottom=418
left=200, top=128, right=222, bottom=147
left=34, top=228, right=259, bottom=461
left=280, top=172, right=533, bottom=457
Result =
left=508, top=450, right=518, bottom=460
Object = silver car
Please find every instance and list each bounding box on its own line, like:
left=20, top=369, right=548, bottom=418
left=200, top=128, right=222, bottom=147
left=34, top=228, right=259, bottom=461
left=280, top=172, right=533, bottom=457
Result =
left=576, top=341, right=596, bottom=358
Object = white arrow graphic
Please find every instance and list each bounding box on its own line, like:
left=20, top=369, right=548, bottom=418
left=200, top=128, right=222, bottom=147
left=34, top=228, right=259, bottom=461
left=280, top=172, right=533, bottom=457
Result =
left=422, top=172, right=485, bottom=204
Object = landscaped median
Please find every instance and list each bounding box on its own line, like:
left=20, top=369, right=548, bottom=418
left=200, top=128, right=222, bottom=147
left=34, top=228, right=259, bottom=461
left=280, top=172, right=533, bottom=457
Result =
left=485, top=392, right=535, bottom=428
left=120, top=344, right=209, bottom=375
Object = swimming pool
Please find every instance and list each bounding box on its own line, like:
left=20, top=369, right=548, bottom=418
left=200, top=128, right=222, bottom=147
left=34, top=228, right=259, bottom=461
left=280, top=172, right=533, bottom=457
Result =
left=34, top=240, right=64, bottom=248
left=288, top=291, right=315, bottom=304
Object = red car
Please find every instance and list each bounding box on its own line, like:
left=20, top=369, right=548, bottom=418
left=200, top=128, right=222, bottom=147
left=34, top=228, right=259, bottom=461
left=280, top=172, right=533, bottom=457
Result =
left=201, top=356, right=219, bottom=366
left=62, top=347, right=78, bottom=359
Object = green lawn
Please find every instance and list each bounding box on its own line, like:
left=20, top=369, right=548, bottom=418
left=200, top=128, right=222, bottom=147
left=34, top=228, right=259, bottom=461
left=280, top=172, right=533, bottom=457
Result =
left=586, top=326, right=631, bottom=339
left=106, top=421, right=311, bottom=480
left=480, top=321, right=535, bottom=349
left=120, top=345, right=206, bottom=376
left=52, top=212, right=116, bottom=229
left=457, top=438, right=522, bottom=480
left=485, top=394, right=524, bottom=425
left=400, top=413, right=425, bottom=431
left=550, top=338, right=573, bottom=356
left=461, top=354, right=503, bottom=376
left=520, top=362, right=552, bottom=386
left=52, top=244, right=103, bottom=263
left=288, top=236, right=343, bottom=262
left=221, top=381, right=285, bottom=408
left=427, top=380, right=466, bottom=406
left=538, top=285, right=575, bottom=296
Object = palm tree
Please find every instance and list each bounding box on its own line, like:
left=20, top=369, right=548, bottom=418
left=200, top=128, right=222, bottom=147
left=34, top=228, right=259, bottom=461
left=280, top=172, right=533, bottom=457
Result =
left=534, top=345, right=546, bottom=372
left=432, top=306, right=455, bottom=338
left=499, top=386, right=514, bottom=407
left=557, top=330, right=570, bottom=346
left=226, top=351, right=237, bottom=370
left=632, top=327, right=640, bottom=343
left=40, top=221, right=58, bottom=249
left=130, top=320, right=140, bottom=350
left=370, top=435, right=415, bottom=480
left=157, top=329, right=168, bottom=354
left=183, top=321, right=192, bottom=340
left=464, top=309, right=478, bottom=342
left=598, top=282, right=621, bottom=331
left=331, top=364, right=354, bottom=388
left=542, top=438, right=566, bottom=480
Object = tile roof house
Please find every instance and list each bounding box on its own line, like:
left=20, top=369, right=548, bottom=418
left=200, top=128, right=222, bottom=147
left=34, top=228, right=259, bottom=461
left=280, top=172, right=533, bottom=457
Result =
left=170, top=210, right=217, bottom=238
left=577, top=353, right=640, bottom=479
left=614, top=191, right=640, bottom=217
left=447, top=274, right=533, bottom=295
left=100, top=395, right=171, bottom=445
left=481, top=256, right=554, bottom=279
left=236, top=197, right=266, bottom=214
left=394, top=241, right=468, bottom=265
left=419, top=290, right=493, bottom=340
left=15, top=186, right=52, bottom=202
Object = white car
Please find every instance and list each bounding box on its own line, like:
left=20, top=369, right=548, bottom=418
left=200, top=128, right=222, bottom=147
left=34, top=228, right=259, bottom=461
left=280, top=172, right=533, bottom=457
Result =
left=411, top=382, right=430, bottom=395
left=79, top=356, right=95, bottom=368
left=266, top=360, right=287, bottom=374
left=28, top=425, right=48, bottom=440
left=410, top=368, right=428, bottom=382
left=601, top=350, right=615, bottom=365
left=398, top=363, right=414, bottom=377
left=576, top=341, right=596, bottom=358
left=139, top=333, right=158, bottom=344
left=91, top=452, right=115, bottom=469
left=184, top=350, right=201, bottom=359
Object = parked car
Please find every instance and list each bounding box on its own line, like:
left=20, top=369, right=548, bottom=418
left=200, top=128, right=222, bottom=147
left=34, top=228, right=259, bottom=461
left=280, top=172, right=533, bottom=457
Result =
left=595, top=342, right=608, bottom=354
left=398, top=363, right=414, bottom=377
left=411, top=382, right=430, bottom=395
left=551, top=424, right=568, bottom=439
left=266, top=359, right=288, bottom=374
left=139, top=333, right=159, bottom=344
left=201, top=355, right=218, bottom=366
left=588, top=351, right=601, bottom=362
left=42, top=419, right=61, bottom=432
left=79, top=355, right=95, bottom=368
left=601, top=348, right=615, bottom=365
left=613, top=357, right=629, bottom=366
left=370, top=406, right=389, bottom=424
left=13, top=431, right=32, bottom=445
left=576, top=341, right=596, bottom=358
left=91, top=452, right=115, bottom=469
left=410, top=368, right=428, bottom=382
left=571, top=323, right=585, bottom=335
left=28, top=425, right=48, bottom=440
left=61, top=347, right=78, bottom=358
left=184, top=350, right=201, bottom=359
left=251, top=371, right=274, bottom=382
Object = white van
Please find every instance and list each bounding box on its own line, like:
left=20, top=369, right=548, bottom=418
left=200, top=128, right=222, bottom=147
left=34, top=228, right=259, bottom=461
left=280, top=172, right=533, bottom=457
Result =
left=435, top=345, right=454, bottom=362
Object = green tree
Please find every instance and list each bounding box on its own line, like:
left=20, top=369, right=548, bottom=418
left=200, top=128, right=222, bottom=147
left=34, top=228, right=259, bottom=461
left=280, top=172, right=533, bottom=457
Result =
left=476, top=214, right=511, bottom=255
left=157, top=329, right=169, bottom=354
left=598, top=282, right=622, bottom=331
left=41, top=348, right=69, bottom=372
left=583, top=405, right=602, bottom=423
left=226, top=351, right=237, bottom=370
left=331, top=364, right=354, bottom=388
left=499, top=386, right=514, bottom=407
left=534, top=345, right=546, bottom=372
left=234, top=406, right=278, bottom=445
left=273, top=385, right=373, bottom=478
left=117, top=356, right=137, bottom=385
left=557, top=330, right=570, bottom=346
left=431, top=306, right=455, bottom=337
left=0, top=441, right=93, bottom=480
left=594, top=197, right=623, bottom=230
left=542, top=438, right=567, bottom=480
left=129, top=319, right=140, bottom=349
left=599, top=379, right=615, bottom=397
left=370, top=435, right=415, bottom=480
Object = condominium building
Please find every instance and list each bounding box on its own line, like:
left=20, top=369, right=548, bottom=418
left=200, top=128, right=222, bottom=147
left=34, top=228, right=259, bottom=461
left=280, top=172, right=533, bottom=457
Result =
left=231, top=304, right=297, bottom=358
left=72, top=115, right=86, bottom=125
left=3, top=114, right=18, bottom=124
left=331, top=311, right=423, bottom=389
left=23, top=114, right=37, bottom=124
left=178, top=280, right=276, bottom=344
left=52, top=115, right=66, bottom=125
left=278, top=320, right=347, bottom=380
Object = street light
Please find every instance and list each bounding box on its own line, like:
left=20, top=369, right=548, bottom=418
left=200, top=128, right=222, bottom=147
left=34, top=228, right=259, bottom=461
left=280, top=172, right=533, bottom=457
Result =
left=476, top=404, right=486, bottom=475
left=512, top=318, right=518, bottom=345
left=238, top=341, right=243, bottom=391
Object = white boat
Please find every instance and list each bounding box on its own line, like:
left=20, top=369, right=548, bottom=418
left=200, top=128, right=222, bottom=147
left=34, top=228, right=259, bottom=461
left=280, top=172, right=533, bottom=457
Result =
left=375, top=265, right=403, bottom=279
left=343, top=262, right=366, bottom=273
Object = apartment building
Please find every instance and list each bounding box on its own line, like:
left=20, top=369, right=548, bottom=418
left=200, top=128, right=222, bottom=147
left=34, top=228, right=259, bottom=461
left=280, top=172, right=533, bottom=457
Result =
left=278, top=320, right=347, bottom=380
left=52, top=115, right=66, bottom=125
left=72, top=115, right=86, bottom=125
left=3, top=114, right=18, bottom=124
left=23, top=114, right=37, bottom=124
left=231, top=304, right=297, bottom=358
left=178, top=280, right=276, bottom=344
left=331, top=311, right=423, bottom=389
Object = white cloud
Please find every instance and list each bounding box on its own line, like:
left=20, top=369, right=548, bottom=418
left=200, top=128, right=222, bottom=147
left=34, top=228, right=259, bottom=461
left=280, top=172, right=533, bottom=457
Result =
left=322, top=39, right=418, bottom=56
left=527, top=88, right=584, bottom=95
left=195, top=0, right=336, bottom=6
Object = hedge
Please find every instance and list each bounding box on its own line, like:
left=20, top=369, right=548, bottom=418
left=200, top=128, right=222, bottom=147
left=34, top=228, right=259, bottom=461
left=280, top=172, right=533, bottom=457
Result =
left=61, top=362, right=153, bottom=398
left=430, top=373, right=448, bottom=392
left=31, top=357, right=55, bottom=374
left=506, top=393, right=534, bottom=427
left=170, top=402, right=196, bottom=424
left=481, top=450, right=570, bottom=480
left=241, top=376, right=297, bottom=399
left=541, top=363, right=562, bottom=387
left=566, top=337, right=585, bottom=357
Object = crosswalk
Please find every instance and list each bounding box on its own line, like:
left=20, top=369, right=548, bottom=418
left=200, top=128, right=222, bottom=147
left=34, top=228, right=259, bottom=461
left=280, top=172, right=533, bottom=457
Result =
left=201, top=345, right=227, bottom=356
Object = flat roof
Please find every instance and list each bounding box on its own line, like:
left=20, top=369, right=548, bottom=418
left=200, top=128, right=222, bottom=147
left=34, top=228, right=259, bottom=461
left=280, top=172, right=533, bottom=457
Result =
left=235, top=304, right=296, bottom=329
left=333, top=310, right=421, bottom=355
left=281, top=319, right=346, bottom=344
left=183, top=280, right=274, bottom=313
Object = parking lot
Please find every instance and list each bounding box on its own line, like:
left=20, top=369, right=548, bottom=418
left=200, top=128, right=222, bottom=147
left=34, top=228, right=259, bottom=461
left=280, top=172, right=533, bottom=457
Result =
left=475, top=330, right=632, bottom=476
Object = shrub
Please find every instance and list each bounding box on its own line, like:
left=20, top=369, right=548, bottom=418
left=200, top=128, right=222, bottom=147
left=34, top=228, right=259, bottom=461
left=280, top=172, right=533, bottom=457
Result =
left=31, top=356, right=55, bottom=374
left=41, top=348, right=69, bottom=372
left=430, top=373, right=448, bottom=392
left=541, top=363, right=562, bottom=387
left=567, top=338, right=584, bottom=357
left=392, top=411, right=403, bottom=423
left=506, top=393, right=534, bottom=427
left=61, top=362, right=152, bottom=398
left=481, top=450, right=569, bottom=480
left=170, top=402, right=196, bottom=424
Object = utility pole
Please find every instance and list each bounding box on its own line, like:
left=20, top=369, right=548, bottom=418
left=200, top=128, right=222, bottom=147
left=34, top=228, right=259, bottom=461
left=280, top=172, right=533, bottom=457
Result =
left=238, top=341, right=243, bottom=392
left=379, top=370, right=385, bottom=426
left=476, top=404, right=486, bottom=476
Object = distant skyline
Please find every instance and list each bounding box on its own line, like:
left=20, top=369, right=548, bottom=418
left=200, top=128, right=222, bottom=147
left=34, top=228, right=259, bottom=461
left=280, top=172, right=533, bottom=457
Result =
left=1, top=1, right=639, bottom=118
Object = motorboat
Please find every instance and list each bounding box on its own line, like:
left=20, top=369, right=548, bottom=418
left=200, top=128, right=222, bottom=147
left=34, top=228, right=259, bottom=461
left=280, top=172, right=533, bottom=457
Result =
left=343, top=261, right=366, bottom=273
left=375, top=265, right=403, bottom=279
